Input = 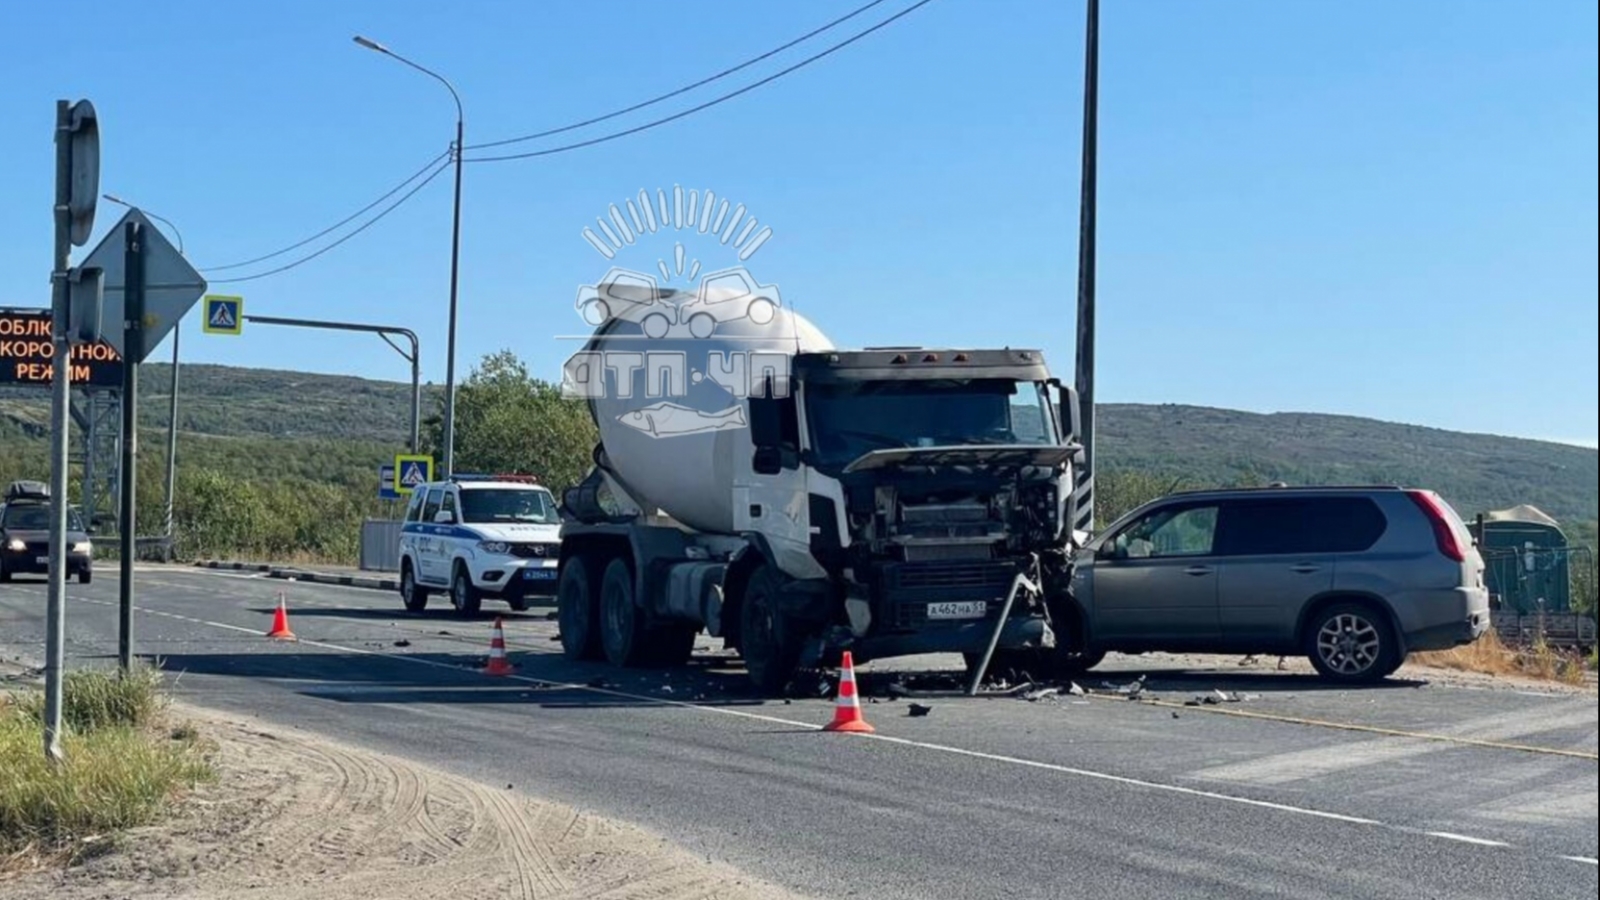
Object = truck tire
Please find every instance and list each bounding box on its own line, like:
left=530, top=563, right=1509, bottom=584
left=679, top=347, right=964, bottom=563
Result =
left=558, top=554, right=602, bottom=661
left=78, top=568, right=92, bottom=586
left=600, top=557, right=652, bottom=667
left=739, top=564, right=805, bottom=696
left=450, top=563, right=483, bottom=617
left=400, top=560, right=429, bottom=612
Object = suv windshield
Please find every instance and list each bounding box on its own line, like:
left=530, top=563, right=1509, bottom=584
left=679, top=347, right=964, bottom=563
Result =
left=459, top=488, right=560, bottom=524
left=2, top=504, right=85, bottom=531
left=806, top=378, right=1055, bottom=470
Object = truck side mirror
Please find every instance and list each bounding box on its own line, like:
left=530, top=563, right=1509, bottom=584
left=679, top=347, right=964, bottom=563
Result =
left=1056, top=383, right=1083, bottom=446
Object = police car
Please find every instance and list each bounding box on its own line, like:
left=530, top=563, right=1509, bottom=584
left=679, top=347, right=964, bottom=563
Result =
left=397, top=474, right=563, bottom=616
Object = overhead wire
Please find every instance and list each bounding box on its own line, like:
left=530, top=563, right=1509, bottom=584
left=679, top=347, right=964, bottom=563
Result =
left=193, top=0, right=938, bottom=282
left=465, top=0, right=893, bottom=151
left=464, top=0, right=940, bottom=163
left=206, top=155, right=453, bottom=284
left=197, top=148, right=451, bottom=272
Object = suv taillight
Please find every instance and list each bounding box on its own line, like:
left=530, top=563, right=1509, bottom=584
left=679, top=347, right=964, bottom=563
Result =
left=1406, top=490, right=1465, bottom=563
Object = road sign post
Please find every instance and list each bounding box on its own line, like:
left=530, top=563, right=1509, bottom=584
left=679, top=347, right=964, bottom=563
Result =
left=73, top=204, right=207, bottom=676
left=117, top=219, right=144, bottom=671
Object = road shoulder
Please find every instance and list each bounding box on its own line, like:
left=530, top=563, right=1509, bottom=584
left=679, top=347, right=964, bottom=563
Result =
left=0, top=698, right=804, bottom=900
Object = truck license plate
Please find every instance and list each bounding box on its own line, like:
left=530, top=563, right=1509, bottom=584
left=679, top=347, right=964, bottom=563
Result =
left=927, top=601, right=987, bottom=620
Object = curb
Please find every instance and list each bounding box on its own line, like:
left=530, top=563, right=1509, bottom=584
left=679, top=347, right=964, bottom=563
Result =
left=267, top=568, right=400, bottom=592
left=193, top=560, right=398, bottom=592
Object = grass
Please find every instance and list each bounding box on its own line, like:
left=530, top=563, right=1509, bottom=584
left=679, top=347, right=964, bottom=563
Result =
left=0, top=664, right=214, bottom=873
left=1414, top=630, right=1590, bottom=685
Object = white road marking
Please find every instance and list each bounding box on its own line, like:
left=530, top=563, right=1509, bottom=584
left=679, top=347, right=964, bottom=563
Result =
left=17, top=582, right=1590, bottom=870
left=1426, top=832, right=1511, bottom=848
left=1562, top=856, right=1599, bottom=866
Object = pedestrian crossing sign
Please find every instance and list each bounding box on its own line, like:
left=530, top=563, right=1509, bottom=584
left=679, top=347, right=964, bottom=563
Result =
left=393, top=454, right=434, bottom=495
left=202, top=295, right=243, bottom=335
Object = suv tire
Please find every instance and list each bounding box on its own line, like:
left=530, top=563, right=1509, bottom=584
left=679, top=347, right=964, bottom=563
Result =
left=450, top=563, right=483, bottom=617
left=400, top=560, right=429, bottom=612
left=1306, top=601, right=1400, bottom=684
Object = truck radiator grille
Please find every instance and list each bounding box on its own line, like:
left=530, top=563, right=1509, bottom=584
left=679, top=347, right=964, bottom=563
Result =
left=891, top=561, right=1016, bottom=590
left=902, top=543, right=993, bottom=562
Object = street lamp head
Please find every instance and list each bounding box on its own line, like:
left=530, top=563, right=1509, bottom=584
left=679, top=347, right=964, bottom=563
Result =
left=353, top=35, right=389, bottom=54
left=102, top=193, right=130, bottom=207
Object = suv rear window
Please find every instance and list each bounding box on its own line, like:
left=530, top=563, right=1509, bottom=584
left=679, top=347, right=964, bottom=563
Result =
left=1217, top=496, right=1387, bottom=556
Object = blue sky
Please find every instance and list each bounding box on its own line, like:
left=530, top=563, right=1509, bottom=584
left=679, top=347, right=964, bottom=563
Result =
left=3, top=0, right=1596, bottom=447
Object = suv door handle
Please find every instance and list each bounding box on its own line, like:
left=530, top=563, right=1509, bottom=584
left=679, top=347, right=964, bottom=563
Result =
left=1290, top=563, right=1321, bottom=574
left=1184, top=565, right=1213, bottom=576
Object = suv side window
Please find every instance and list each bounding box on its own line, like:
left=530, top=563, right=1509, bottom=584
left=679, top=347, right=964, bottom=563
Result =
left=405, top=490, right=426, bottom=523
left=422, top=488, right=444, bottom=523
left=1108, top=503, right=1219, bottom=559
left=440, top=489, right=458, bottom=521
left=1218, top=497, right=1388, bottom=556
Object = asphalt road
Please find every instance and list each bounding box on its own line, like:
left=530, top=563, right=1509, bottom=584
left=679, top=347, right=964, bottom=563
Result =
left=3, top=567, right=1596, bottom=900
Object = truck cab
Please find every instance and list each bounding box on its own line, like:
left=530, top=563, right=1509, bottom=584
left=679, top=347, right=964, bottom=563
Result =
left=397, top=474, right=563, bottom=616
left=557, top=344, right=1090, bottom=694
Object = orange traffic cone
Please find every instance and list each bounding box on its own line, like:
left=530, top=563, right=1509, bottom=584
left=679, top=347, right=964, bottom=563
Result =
left=823, top=651, right=874, bottom=733
left=266, top=592, right=296, bottom=640
left=483, top=618, right=514, bottom=676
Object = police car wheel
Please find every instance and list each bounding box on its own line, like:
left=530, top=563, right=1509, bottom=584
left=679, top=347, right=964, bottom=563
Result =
left=400, top=562, right=429, bottom=612
left=451, top=564, right=482, bottom=616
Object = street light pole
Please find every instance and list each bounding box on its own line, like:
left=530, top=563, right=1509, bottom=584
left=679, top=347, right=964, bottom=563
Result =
left=102, top=195, right=184, bottom=557
left=354, top=35, right=463, bottom=477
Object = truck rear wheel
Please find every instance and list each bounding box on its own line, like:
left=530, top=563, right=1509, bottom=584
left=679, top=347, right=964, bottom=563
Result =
left=558, top=554, right=601, bottom=661
left=600, top=557, right=652, bottom=667
left=739, top=564, right=805, bottom=696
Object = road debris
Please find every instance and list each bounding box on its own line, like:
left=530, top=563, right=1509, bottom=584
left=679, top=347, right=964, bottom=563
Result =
left=1022, top=687, right=1061, bottom=702
left=393, top=639, right=411, bottom=648
left=907, top=703, right=933, bottom=718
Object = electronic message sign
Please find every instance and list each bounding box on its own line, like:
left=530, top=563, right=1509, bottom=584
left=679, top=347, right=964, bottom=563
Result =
left=0, top=307, right=123, bottom=388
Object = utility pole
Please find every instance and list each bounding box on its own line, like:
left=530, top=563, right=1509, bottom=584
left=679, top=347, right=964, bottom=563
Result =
left=1071, top=0, right=1100, bottom=535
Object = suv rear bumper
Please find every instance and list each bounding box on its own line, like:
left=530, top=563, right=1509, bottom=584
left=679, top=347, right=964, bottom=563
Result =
left=1401, top=586, right=1491, bottom=652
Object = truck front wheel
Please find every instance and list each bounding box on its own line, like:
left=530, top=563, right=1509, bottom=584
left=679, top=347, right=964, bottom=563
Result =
left=739, top=564, right=805, bottom=696
left=558, top=554, right=602, bottom=661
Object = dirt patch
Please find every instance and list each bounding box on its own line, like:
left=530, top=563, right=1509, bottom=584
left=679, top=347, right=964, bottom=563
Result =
left=0, top=703, right=804, bottom=900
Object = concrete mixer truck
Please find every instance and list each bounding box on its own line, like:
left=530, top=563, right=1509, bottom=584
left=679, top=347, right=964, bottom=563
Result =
left=554, top=282, right=1090, bottom=694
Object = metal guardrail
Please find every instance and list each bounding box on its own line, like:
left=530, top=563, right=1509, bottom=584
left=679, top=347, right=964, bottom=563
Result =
left=359, top=519, right=403, bottom=572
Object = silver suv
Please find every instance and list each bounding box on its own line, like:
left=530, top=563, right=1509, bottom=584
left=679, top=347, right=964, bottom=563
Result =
left=1063, top=485, right=1490, bottom=683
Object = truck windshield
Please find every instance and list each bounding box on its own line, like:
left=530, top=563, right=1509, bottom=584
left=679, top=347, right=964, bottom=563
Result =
left=459, top=489, right=561, bottom=525
left=806, top=378, right=1055, bottom=470
left=2, top=505, right=85, bottom=531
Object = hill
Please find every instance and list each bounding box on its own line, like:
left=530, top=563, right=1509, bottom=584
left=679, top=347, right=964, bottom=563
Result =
left=4, top=361, right=1596, bottom=527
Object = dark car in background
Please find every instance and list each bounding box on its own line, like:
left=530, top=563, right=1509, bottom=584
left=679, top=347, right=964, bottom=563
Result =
left=0, top=480, right=94, bottom=584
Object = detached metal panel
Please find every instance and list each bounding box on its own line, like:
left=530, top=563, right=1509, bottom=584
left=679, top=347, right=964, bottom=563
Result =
left=359, top=519, right=403, bottom=572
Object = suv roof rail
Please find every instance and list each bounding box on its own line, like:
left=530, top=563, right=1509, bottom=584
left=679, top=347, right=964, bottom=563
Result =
left=1165, top=483, right=1407, bottom=497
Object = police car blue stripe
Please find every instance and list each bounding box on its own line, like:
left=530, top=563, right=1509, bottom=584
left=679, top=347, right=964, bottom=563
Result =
left=400, top=523, right=485, bottom=540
